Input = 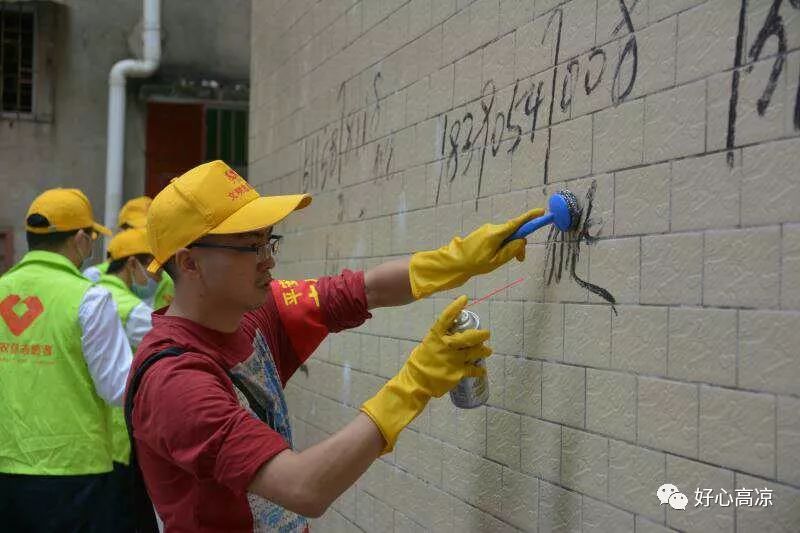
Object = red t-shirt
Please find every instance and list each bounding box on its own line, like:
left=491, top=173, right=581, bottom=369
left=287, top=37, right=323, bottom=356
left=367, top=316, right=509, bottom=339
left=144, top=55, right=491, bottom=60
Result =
left=127, top=270, right=371, bottom=532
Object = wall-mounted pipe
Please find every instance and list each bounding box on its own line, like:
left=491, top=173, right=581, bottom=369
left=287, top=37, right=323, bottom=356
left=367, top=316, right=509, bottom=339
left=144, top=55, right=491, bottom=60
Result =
left=104, top=0, right=161, bottom=232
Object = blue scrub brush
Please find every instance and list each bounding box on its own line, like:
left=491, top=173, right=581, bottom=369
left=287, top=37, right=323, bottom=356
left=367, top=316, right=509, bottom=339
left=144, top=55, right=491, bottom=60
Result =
left=502, top=190, right=581, bottom=244
left=504, top=183, right=617, bottom=312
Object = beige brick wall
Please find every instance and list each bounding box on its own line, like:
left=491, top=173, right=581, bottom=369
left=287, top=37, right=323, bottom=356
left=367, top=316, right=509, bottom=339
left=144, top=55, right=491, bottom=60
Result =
left=250, top=0, right=800, bottom=531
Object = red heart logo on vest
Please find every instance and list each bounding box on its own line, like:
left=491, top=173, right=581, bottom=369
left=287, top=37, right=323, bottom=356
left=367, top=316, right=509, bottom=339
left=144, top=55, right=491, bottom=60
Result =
left=0, top=295, right=45, bottom=336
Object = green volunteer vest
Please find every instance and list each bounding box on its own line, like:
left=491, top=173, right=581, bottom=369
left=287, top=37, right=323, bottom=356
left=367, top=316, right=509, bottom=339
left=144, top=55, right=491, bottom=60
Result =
left=96, top=261, right=110, bottom=275
left=0, top=251, right=113, bottom=475
left=97, top=274, right=143, bottom=465
left=153, top=271, right=174, bottom=310
left=98, top=274, right=140, bottom=327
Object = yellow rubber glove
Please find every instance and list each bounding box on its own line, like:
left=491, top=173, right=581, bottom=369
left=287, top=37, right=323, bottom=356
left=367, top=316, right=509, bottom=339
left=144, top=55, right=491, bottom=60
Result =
left=361, top=296, right=492, bottom=454
left=408, top=208, right=546, bottom=299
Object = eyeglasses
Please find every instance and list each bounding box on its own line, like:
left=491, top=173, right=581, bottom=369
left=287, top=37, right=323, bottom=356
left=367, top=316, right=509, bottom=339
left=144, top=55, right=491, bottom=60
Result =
left=188, top=234, right=282, bottom=261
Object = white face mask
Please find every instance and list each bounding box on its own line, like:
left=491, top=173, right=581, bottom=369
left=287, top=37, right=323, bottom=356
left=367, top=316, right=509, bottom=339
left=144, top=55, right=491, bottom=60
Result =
left=131, top=259, right=158, bottom=300
left=77, top=232, right=95, bottom=269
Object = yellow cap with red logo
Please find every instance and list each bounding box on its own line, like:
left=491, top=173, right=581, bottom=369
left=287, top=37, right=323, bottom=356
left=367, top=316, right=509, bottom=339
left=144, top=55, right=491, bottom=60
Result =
left=146, top=160, right=311, bottom=273
left=26, top=188, right=112, bottom=237
left=117, top=196, right=152, bottom=229
left=108, top=228, right=151, bottom=261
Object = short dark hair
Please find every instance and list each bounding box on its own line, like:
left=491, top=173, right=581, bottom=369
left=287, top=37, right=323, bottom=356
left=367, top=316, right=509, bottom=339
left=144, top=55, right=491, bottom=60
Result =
left=25, top=214, right=81, bottom=251
left=107, top=254, right=153, bottom=275
left=162, top=257, right=179, bottom=283
left=106, top=258, right=127, bottom=274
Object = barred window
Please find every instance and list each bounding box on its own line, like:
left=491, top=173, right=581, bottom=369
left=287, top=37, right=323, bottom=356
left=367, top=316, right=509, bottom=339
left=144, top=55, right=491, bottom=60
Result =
left=205, top=107, right=248, bottom=177
left=1, top=3, right=34, bottom=114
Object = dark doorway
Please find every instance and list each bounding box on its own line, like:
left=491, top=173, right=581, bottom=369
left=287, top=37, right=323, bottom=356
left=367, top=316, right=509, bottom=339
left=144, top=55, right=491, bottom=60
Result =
left=145, top=101, right=248, bottom=197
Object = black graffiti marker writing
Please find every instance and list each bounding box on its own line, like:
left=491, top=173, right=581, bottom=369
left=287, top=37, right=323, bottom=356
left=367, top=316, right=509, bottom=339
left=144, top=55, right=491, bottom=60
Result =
left=436, top=114, right=448, bottom=205
left=335, top=81, right=346, bottom=188
left=543, top=8, right=564, bottom=185
left=726, top=0, right=748, bottom=167
left=506, top=80, right=524, bottom=154
left=585, top=48, right=606, bottom=95
left=794, top=0, right=800, bottom=129
left=727, top=0, right=799, bottom=166
left=524, top=79, right=545, bottom=143
left=461, top=111, right=476, bottom=175
left=561, top=59, right=580, bottom=113
left=747, top=0, right=786, bottom=115
left=611, top=0, right=638, bottom=104
left=491, top=110, right=506, bottom=157
left=611, top=0, right=640, bottom=36
left=475, top=80, right=497, bottom=207
left=369, top=72, right=383, bottom=136
left=447, top=118, right=462, bottom=182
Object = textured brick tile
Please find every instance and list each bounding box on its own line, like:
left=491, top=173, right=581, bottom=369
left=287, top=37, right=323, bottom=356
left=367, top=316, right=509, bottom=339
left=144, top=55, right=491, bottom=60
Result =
left=524, top=302, right=564, bottom=360
left=782, top=224, right=800, bottom=310
left=668, top=308, right=737, bottom=387
left=487, top=407, right=522, bottom=469
left=741, top=138, right=800, bottom=226
left=665, top=456, right=735, bottom=533
left=609, top=440, right=666, bottom=520
left=542, top=362, right=586, bottom=428
left=612, top=306, right=668, bottom=376
left=641, top=233, right=703, bottom=305
left=676, top=0, right=740, bottom=84
left=565, top=304, right=612, bottom=367
left=699, top=386, right=776, bottom=478
left=671, top=152, right=741, bottom=232
left=703, top=227, right=780, bottom=309
left=443, top=444, right=502, bottom=515
left=644, top=81, right=705, bottom=163
left=614, top=164, right=670, bottom=236
left=561, top=427, right=608, bottom=500
left=500, top=467, right=539, bottom=531
left=735, top=473, right=800, bottom=533
left=582, top=497, right=635, bottom=533
left=521, top=416, right=562, bottom=482
left=504, top=356, right=543, bottom=416
left=739, top=310, right=800, bottom=396
left=594, top=98, right=644, bottom=173
left=538, top=480, right=582, bottom=533
left=586, top=369, right=636, bottom=441
left=638, top=377, right=699, bottom=458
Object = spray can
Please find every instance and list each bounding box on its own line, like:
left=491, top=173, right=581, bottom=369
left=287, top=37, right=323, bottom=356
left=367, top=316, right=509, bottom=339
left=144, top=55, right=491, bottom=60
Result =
left=449, top=309, right=489, bottom=409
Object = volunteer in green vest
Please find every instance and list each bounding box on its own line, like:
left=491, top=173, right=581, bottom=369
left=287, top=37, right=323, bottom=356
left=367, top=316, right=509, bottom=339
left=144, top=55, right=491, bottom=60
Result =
left=100, top=227, right=155, bottom=350
left=0, top=188, right=134, bottom=532
left=84, top=195, right=175, bottom=310
left=97, top=227, right=155, bottom=533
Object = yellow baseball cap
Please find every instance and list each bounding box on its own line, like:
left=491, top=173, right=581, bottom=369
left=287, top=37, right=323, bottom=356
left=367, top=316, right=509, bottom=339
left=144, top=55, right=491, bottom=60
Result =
left=146, top=160, right=311, bottom=273
left=118, top=196, right=152, bottom=229
left=108, top=228, right=151, bottom=260
left=26, top=188, right=112, bottom=236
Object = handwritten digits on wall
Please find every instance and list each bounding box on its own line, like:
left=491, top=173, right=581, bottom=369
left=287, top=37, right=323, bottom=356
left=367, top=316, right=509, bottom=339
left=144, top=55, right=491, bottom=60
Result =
left=437, top=0, right=639, bottom=206
left=727, top=0, right=800, bottom=166
left=301, top=0, right=799, bottom=198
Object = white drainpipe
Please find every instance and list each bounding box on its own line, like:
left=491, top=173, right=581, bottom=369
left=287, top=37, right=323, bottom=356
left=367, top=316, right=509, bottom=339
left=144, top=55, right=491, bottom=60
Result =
left=104, top=0, right=161, bottom=231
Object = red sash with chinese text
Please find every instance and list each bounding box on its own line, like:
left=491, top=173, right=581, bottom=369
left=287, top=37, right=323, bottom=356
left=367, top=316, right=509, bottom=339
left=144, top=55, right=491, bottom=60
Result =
left=270, top=279, right=328, bottom=362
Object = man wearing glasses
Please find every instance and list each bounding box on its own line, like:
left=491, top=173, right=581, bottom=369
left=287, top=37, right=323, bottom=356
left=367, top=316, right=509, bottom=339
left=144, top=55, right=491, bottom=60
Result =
left=0, top=189, right=133, bottom=531
left=187, top=234, right=282, bottom=265
left=127, top=160, right=542, bottom=531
